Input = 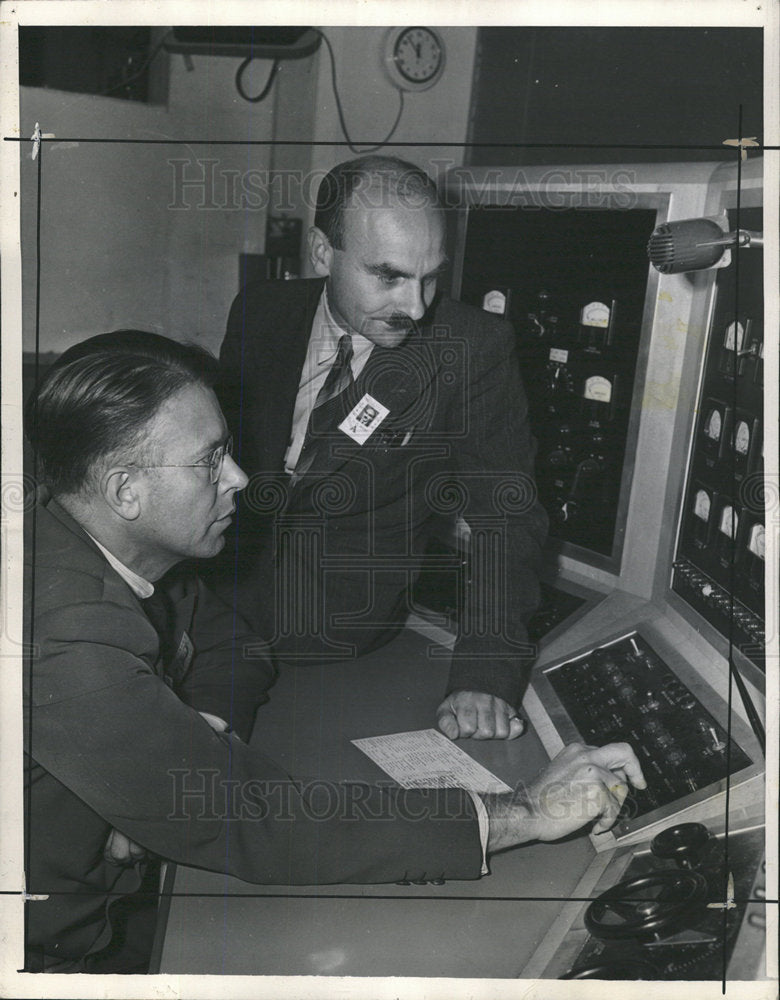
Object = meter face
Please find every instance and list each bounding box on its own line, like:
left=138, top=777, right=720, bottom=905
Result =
left=705, top=409, right=722, bottom=441
left=724, top=320, right=744, bottom=352
left=694, top=489, right=711, bottom=521
left=747, top=524, right=765, bottom=559
left=734, top=420, right=750, bottom=455
left=718, top=505, right=738, bottom=539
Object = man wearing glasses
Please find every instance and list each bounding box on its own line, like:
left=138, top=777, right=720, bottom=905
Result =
left=23, top=329, right=645, bottom=973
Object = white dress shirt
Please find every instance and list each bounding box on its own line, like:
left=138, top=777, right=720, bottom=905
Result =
left=86, top=531, right=154, bottom=599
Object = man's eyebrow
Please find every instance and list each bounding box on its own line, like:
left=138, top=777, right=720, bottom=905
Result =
left=365, top=259, right=449, bottom=280
left=365, top=262, right=410, bottom=280
left=191, top=431, right=229, bottom=462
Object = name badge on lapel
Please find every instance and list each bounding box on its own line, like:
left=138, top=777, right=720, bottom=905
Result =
left=173, top=631, right=194, bottom=672
left=339, top=393, right=389, bottom=445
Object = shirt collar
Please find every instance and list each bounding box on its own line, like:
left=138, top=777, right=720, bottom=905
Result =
left=319, top=287, right=374, bottom=364
left=85, top=531, right=155, bottom=599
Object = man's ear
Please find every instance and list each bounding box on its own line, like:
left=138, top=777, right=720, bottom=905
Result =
left=102, top=467, right=142, bottom=521
left=308, top=226, right=333, bottom=277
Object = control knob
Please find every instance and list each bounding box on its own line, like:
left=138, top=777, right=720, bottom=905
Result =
left=651, top=822, right=710, bottom=870
left=584, top=870, right=708, bottom=941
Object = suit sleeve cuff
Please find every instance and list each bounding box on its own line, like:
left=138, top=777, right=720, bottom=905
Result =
left=467, top=791, right=490, bottom=875
left=198, top=711, right=231, bottom=733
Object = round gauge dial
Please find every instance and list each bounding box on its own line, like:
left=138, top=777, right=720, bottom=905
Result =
left=734, top=420, right=750, bottom=455
left=482, top=290, right=507, bottom=315
left=384, top=27, right=445, bottom=91
left=718, top=505, right=738, bottom=538
left=583, top=374, right=612, bottom=403
left=694, top=490, right=710, bottom=521
left=705, top=409, right=722, bottom=441
left=748, top=524, right=765, bottom=559
left=580, top=301, right=611, bottom=328
left=724, top=321, right=744, bottom=352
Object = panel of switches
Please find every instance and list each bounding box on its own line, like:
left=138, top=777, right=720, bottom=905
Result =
left=543, top=632, right=752, bottom=834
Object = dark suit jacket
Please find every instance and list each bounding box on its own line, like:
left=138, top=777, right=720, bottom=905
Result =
left=24, top=501, right=481, bottom=963
left=218, top=278, right=547, bottom=706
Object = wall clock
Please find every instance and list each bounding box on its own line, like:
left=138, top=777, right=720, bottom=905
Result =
left=384, top=27, right=445, bottom=91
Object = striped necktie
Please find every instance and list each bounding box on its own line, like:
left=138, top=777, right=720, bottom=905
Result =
left=313, top=333, right=354, bottom=411
left=293, top=334, right=354, bottom=483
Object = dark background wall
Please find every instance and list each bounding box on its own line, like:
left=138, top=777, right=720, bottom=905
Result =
left=468, top=27, right=763, bottom=164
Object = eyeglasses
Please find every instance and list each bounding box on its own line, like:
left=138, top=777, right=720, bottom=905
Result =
left=136, top=436, right=233, bottom=485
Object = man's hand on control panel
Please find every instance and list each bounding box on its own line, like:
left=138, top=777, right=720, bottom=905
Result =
left=483, top=741, right=647, bottom=852
left=436, top=691, right=525, bottom=741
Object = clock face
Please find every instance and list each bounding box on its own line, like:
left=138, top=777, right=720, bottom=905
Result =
left=389, top=27, right=444, bottom=89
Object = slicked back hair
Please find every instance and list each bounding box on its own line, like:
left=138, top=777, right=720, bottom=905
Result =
left=25, top=330, right=219, bottom=497
left=313, top=155, right=443, bottom=250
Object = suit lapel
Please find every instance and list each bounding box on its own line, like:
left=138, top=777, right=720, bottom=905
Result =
left=256, top=280, right=324, bottom=471
left=356, top=324, right=441, bottom=419
left=164, top=589, right=197, bottom=682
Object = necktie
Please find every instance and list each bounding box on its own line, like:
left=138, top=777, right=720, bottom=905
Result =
left=141, top=588, right=177, bottom=667
left=313, top=333, right=354, bottom=412
left=293, top=334, right=354, bottom=483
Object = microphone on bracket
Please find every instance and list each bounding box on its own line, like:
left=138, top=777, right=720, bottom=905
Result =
left=647, top=216, right=763, bottom=274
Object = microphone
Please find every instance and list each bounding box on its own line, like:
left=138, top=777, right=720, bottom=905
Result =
left=647, top=217, right=763, bottom=274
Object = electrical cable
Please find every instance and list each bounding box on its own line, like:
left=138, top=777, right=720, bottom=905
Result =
left=99, top=30, right=173, bottom=97
left=235, top=57, right=279, bottom=103
left=311, top=28, right=405, bottom=154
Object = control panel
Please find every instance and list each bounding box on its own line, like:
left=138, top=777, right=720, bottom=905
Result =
left=540, top=823, right=767, bottom=981
left=538, top=632, right=754, bottom=842
left=457, top=206, right=656, bottom=561
left=672, top=208, right=765, bottom=670
left=519, top=289, right=640, bottom=558
left=447, top=157, right=770, bottom=987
